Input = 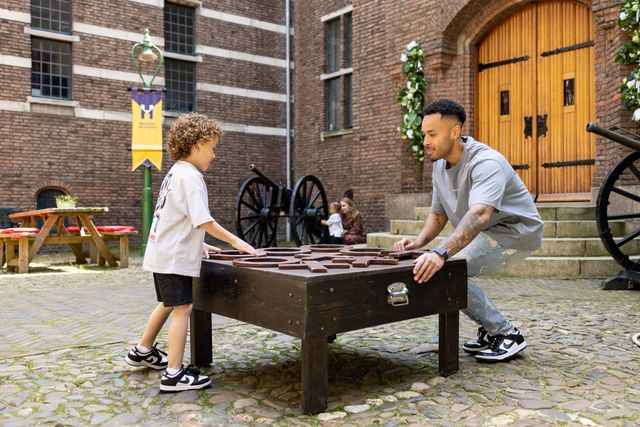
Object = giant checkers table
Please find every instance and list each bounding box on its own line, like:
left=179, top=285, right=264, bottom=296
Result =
left=191, top=245, right=467, bottom=414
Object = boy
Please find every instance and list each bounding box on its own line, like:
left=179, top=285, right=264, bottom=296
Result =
left=125, top=112, right=257, bottom=391
left=321, top=202, right=344, bottom=244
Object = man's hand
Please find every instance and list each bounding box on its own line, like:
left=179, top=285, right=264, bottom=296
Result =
left=202, top=243, right=221, bottom=259
left=394, top=237, right=415, bottom=251
left=412, top=251, right=445, bottom=284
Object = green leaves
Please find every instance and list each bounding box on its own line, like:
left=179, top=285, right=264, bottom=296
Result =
left=397, top=40, right=427, bottom=162
left=618, top=1, right=640, bottom=120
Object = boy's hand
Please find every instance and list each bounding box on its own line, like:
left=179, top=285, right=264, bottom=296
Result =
left=232, top=239, right=258, bottom=256
left=320, top=220, right=328, bottom=226
left=202, top=243, right=222, bottom=259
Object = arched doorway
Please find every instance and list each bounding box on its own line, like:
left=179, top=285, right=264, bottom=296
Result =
left=475, top=1, right=595, bottom=200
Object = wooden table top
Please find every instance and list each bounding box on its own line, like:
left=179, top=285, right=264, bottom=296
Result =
left=9, top=207, right=109, bottom=219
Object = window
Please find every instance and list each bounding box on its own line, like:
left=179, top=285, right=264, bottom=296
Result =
left=564, top=78, right=575, bottom=107
left=31, top=38, right=72, bottom=99
left=30, top=0, right=73, bottom=100
left=31, top=0, right=72, bottom=34
left=164, top=2, right=195, bottom=55
left=323, top=11, right=352, bottom=132
left=164, top=2, right=196, bottom=112
left=500, top=90, right=509, bottom=116
left=165, top=59, right=195, bottom=112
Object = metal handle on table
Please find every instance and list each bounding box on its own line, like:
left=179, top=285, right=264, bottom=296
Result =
left=387, top=282, right=409, bottom=306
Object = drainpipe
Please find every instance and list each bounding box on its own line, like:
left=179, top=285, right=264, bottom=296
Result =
left=285, top=0, right=292, bottom=242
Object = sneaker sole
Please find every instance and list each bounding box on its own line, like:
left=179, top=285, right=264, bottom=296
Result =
left=124, top=355, right=167, bottom=370
left=462, top=345, right=489, bottom=353
left=475, top=341, right=527, bottom=362
left=160, top=379, right=212, bottom=392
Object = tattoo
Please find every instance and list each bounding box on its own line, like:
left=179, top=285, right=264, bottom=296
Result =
left=442, top=205, right=492, bottom=257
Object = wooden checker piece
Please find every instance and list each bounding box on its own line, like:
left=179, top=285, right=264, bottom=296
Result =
left=209, top=249, right=267, bottom=260
left=338, top=247, right=386, bottom=257
left=350, top=256, right=399, bottom=268
left=382, top=249, right=429, bottom=260
left=300, top=244, right=352, bottom=253
left=263, top=247, right=311, bottom=256
left=233, top=256, right=288, bottom=268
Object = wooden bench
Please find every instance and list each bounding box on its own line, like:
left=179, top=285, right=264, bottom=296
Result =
left=89, top=230, right=137, bottom=268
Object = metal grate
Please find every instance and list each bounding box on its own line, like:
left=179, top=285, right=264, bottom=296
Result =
left=165, top=59, right=195, bottom=112
left=31, top=0, right=72, bottom=34
left=31, top=37, right=72, bottom=99
left=164, top=2, right=195, bottom=55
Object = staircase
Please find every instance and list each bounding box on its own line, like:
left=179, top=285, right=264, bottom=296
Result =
left=367, top=203, right=630, bottom=278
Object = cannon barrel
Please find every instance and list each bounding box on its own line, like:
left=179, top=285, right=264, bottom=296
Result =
left=249, top=164, right=279, bottom=188
left=586, top=122, right=640, bottom=152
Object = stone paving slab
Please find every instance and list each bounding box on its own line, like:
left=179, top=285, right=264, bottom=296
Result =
left=1, top=254, right=639, bottom=426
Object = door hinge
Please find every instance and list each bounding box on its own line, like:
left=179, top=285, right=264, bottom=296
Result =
left=537, top=114, right=548, bottom=137
left=524, top=116, right=533, bottom=138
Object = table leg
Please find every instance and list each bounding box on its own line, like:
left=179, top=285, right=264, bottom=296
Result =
left=119, top=235, right=129, bottom=268
left=5, top=240, right=16, bottom=272
left=0, top=239, right=4, bottom=269
left=89, top=244, right=98, bottom=264
left=78, top=214, right=117, bottom=267
left=28, top=215, right=58, bottom=262
left=301, top=335, right=328, bottom=414
left=18, top=237, right=29, bottom=273
left=438, top=311, right=459, bottom=376
left=190, top=307, right=212, bottom=367
left=69, top=244, right=87, bottom=264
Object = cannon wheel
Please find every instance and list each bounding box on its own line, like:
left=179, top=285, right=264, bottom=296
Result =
left=236, top=176, right=278, bottom=248
left=290, top=175, right=328, bottom=246
left=596, top=151, right=640, bottom=271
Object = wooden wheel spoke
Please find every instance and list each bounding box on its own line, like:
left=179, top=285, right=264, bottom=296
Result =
left=611, top=186, right=640, bottom=203
left=616, top=227, right=640, bottom=248
left=608, top=212, right=640, bottom=220
left=628, top=163, right=640, bottom=182
left=242, top=219, right=262, bottom=236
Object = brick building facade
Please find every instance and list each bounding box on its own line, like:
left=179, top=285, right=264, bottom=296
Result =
left=294, top=0, right=631, bottom=233
left=0, top=0, right=288, bottom=245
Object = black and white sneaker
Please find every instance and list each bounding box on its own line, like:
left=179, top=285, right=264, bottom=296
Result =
left=462, top=327, right=492, bottom=353
left=475, top=328, right=527, bottom=362
left=160, top=365, right=211, bottom=392
left=125, top=343, right=168, bottom=370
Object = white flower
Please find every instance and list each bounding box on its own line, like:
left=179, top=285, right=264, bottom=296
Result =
left=407, top=93, right=413, bottom=100
left=628, top=80, right=636, bottom=89
left=400, top=54, right=407, bottom=62
left=407, top=40, right=418, bottom=50
left=635, top=79, right=640, bottom=90
left=633, top=108, right=640, bottom=122
left=407, top=129, right=414, bottom=138
left=621, top=11, right=628, bottom=21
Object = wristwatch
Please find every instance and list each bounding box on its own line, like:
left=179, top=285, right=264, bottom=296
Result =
left=432, top=246, right=449, bottom=261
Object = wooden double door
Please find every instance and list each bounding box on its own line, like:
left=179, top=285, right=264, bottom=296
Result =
left=476, top=1, right=595, bottom=200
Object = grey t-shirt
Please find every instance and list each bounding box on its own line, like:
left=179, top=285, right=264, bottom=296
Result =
left=431, top=136, right=543, bottom=251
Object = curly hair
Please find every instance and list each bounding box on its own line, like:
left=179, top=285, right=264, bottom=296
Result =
left=167, top=112, right=224, bottom=161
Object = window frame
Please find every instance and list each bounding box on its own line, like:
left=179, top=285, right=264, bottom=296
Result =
left=31, top=0, right=73, bottom=35
left=30, top=36, right=73, bottom=100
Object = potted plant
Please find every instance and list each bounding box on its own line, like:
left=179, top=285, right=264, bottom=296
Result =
left=55, top=194, right=78, bottom=209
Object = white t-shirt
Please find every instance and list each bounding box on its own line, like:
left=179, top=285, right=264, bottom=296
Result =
left=143, top=161, right=214, bottom=277
left=325, top=213, right=344, bottom=237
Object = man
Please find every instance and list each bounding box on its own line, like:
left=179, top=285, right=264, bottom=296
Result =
left=395, top=99, right=543, bottom=362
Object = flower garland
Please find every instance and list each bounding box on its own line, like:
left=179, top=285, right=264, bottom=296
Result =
left=397, top=40, right=427, bottom=162
left=617, top=1, right=640, bottom=121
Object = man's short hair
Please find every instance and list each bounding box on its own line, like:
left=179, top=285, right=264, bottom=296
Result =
left=423, top=99, right=466, bottom=126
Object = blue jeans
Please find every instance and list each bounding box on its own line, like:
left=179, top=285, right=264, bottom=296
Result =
left=455, top=233, right=532, bottom=336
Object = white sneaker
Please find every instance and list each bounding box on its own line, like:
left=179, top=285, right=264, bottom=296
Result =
left=475, top=328, right=527, bottom=362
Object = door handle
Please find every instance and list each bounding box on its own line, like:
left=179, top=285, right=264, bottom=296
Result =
left=537, top=114, right=548, bottom=137
left=524, top=116, right=533, bottom=138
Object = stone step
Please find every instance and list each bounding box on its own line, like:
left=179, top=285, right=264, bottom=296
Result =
left=366, top=233, right=630, bottom=277
left=535, top=203, right=596, bottom=221
left=390, top=218, right=625, bottom=238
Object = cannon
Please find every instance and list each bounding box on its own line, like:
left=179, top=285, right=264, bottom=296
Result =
left=586, top=122, right=640, bottom=289
left=235, top=165, right=328, bottom=248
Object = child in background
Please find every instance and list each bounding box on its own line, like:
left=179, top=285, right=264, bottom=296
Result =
left=125, top=112, right=257, bottom=392
left=321, top=201, right=344, bottom=244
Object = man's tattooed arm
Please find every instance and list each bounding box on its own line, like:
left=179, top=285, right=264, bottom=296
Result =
left=441, top=204, right=494, bottom=257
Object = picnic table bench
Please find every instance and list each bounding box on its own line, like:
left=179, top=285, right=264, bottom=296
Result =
left=0, top=207, right=136, bottom=273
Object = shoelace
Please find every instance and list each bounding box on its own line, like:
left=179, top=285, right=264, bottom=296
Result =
left=150, top=342, right=168, bottom=358
left=487, top=334, right=505, bottom=351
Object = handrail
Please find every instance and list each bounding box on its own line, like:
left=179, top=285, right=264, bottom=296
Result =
left=586, top=122, right=640, bottom=152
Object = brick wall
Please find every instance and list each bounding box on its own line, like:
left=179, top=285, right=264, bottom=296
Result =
left=0, top=1, right=287, bottom=247
left=294, top=0, right=633, bottom=235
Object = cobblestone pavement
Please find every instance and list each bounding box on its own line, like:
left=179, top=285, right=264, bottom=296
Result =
left=1, top=254, right=639, bottom=426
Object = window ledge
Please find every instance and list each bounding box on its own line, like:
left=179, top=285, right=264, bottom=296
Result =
left=27, top=96, right=78, bottom=107
left=24, top=27, right=79, bottom=42
left=164, top=52, right=203, bottom=63
left=163, top=110, right=188, bottom=118
left=321, top=128, right=353, bottom=141
left=320, top=67, right=353, bottom=81
left=167, top=0, right=202, bottom=11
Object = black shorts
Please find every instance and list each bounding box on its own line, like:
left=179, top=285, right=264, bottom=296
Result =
left=329, top=236, right=343, bottom=244
left=153, top=273, right=193, bottom=307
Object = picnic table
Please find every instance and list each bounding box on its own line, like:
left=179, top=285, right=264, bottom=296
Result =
left=1, top=207, right=132, bottom=273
